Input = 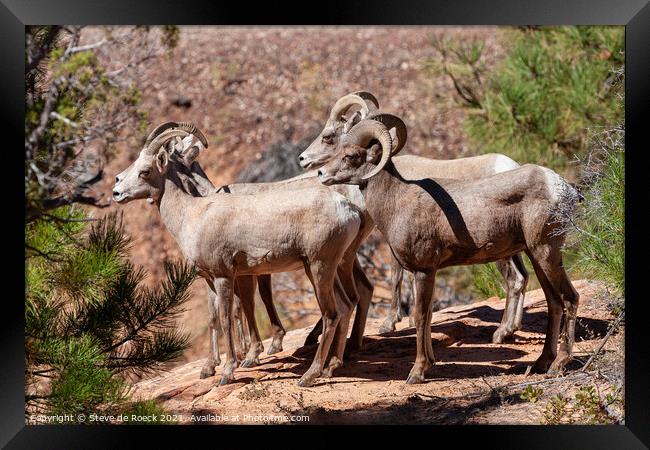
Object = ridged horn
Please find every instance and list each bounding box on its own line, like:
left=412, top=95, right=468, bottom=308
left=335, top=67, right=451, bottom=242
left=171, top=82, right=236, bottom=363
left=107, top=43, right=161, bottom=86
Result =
left=144, top=122, right=179, bottom=147
left=328, top=94, right=370, bottom=124
left=352, top=91, right=379, bottom=109
left=176, top=122, right=209, bottom=148
left=344, top=120, right=393, bottom=181
left=366, top=111, right=407, bottom=156
left=144, top=122, right=208, bottom=149
left=145, top=129, right=191, bottom=156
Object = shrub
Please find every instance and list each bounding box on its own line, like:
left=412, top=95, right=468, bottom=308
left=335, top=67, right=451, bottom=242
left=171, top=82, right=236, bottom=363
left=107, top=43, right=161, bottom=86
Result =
left=25, top=208, right=195, bottom=422
left=572, top=125, right=625, bottom=300
left=470, top=263, right=506, bottom=299
left=425, top=26, right=624, bottom=174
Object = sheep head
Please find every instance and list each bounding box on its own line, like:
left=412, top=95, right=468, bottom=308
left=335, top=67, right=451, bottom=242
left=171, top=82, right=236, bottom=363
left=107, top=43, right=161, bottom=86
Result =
left=318, top=118, right=396, bottom=186
left=298, top=91, right=379, bottom=170
left=112, top=122, right=208, bottom=204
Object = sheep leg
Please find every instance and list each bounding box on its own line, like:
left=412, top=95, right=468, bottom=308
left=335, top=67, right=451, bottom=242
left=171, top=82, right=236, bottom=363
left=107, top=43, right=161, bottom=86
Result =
left=230, top=293, right=247, bottom=362
left=347, top=256, right=374, bottom=352
left=323, top=274, right=354, bottom=377
left=493, top=254, right=529, bottom=343
left=211, top=277, right=238, bottom=386
left=492, top=258, right=519, bottom=343
left=406, top=269, right=436, bottom=384
left=298, top=261, right=340, bottom=387
left=257, top=274, right=285, bottom=355
left=236, top=276, right=264, bottom=368
left=380, top=253, right=404, bottom=333
left=511, top=253, right=529, bottom=331
left=525, top=249, right=563, bottom=374
left=546, top=263, right=580, bottom=373
left=333, top=251, right=359, bottom=352
left=407, top=271, right=416, bottom=328
left=200, top=285, right=221, bottom=379
left=304, top=260, right=373, bottom=351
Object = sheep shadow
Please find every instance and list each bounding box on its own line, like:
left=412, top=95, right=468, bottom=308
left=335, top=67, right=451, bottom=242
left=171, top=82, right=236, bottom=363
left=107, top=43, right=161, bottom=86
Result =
left=249, top=301, right=608, bottom=384
left=278, top=326, right=528, bottom=383
left=456, top=304, right=611, bottom=340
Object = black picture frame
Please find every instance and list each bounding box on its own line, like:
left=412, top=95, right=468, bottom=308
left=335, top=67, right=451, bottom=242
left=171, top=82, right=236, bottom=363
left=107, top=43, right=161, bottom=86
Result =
left=4, top=0, right=648, bottom=447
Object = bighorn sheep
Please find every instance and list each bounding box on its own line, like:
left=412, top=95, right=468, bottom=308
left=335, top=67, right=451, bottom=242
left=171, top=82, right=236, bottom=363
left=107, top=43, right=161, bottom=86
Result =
left=318, top=117, right=580, bottom=383
left=139, top=124, right=287, bottom=373
left=113, top=124, right=363, bottom=387
left=171, top=140, right=375, bottom=371
left=299, top=92, right=528, bottom=344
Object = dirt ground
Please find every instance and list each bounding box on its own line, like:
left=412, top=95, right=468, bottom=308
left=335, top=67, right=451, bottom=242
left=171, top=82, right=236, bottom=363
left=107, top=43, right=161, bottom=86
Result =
left=132, top=279, right=624, bottom=425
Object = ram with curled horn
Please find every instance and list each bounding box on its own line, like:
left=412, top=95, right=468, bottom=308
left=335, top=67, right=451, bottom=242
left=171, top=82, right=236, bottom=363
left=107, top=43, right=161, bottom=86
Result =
left=113, top=122, right=369, bottom=388
left=298, top=92, right=379, bottom=170
left=319, top=116, right=581, bottom=384
left=298, top=92, right=530, bottom=344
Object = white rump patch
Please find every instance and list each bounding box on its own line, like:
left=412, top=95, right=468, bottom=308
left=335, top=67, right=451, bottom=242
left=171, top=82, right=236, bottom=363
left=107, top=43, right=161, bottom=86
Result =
left=493, top=154, right=519, bottom=173
left=540, top=166, right=577, bottom=207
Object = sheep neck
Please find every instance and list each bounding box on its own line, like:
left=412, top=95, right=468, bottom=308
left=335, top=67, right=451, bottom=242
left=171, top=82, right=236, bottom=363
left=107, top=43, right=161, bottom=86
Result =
left=360, top=160, right=402, bottom=238
left=156, top=167, right=201, bottom=247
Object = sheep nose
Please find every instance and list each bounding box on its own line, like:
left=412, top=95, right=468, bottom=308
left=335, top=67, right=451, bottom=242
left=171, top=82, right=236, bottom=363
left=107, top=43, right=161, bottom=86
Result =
left=317, top=170, right=323, bottom=177
left=112, top=189, right=120, bottom=197
left=299, top=155, right=305, bottom=161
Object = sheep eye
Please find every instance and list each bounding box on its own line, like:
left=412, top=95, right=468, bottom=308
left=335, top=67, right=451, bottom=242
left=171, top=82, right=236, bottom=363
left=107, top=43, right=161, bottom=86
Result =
left=322, top=135, right=334, bottom=145
left=139, top=169, right=151, bottom=178
left=343, top=154, right=354, bottom=161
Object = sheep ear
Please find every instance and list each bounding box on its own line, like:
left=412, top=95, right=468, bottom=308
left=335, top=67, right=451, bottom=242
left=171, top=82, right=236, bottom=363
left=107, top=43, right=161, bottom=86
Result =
left=343, top=111, right=362, bottom=133
left=366, top=143, right=383, bottom=163
left=155, top=149, right=169, bottom=174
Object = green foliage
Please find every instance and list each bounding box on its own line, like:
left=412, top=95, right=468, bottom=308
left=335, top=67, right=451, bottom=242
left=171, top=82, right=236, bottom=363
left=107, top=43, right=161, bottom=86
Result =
left=46, top=337, right=126, bottom=421
left=542, top=393, right=571, bottom=424
left=26, top=207, right=195, bottom=420
left=542, top=385, right=623, bottom=424
left=470, top=263, right=506, bottom=299
left=572, top=126, right=625, bottom=299
left=427, top=26, right=624, bottom=173
left=520, top=385, right=543, bottom=403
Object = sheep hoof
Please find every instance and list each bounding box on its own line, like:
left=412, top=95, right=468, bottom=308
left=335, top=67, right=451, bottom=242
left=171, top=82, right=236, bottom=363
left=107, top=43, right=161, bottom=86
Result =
left=267, top=342, right=283, bottom=355
left=240, top=358, right=260, bottom=368
left=298, top=373, right=318, bottom=387
left=199, top=365, right=215, bottom=379
left=219, top=373, right=234, bottom=386
left=548, top=354, right=571, bottom=374
left=528, top=356, right=553, bottom=375
left=323, top=357, right=343, bottom=378
left=405, top=372, right=425, bottom=385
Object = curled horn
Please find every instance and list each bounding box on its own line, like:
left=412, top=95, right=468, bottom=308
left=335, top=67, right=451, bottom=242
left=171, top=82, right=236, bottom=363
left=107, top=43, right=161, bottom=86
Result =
left=366, top=111, right=407, bottom=156
left=328, top=94, right=370, bottom=124
left=144, top=122, right=179, bottom=147
left=144, top=122, right=209, bottom=149
left=352, top=91, right=379, bottom=110
left=145, top=129, right=191, bottom=156
left=176, top=122, right=209, bottom=148
left=344, top=120, right=393, bottom=181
